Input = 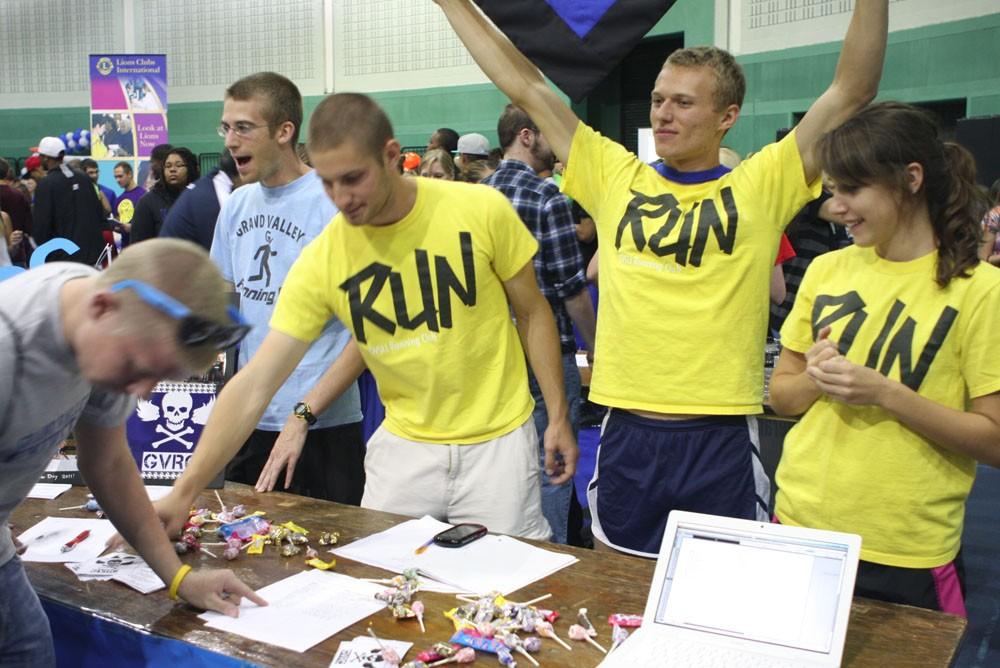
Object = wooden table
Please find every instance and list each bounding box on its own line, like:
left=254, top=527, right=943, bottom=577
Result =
left=10, top=484, right=966, bottom=667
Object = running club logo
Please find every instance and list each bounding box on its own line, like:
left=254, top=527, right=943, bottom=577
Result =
left=810, top=292, right=958, bottom=391
left=135, top=391, right=214, bottom=450
left=615, top=187, right=739, bottom=266
left=339, top=231, right=477, bottom=344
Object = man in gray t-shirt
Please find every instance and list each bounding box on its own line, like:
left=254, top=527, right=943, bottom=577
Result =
left=0, top=239, right=266, bottom=665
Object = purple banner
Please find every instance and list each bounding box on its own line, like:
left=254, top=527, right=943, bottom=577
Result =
left=126, top=382, right=223, bottom=487
left=89, top=54, right=167, bottom=160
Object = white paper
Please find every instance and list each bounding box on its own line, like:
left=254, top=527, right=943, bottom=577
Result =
left=330, top=637, right=412, bottom=667
left=200, top=570, right=386, bottom=653
left=144, top=485, right=173, bottom=501
left=45, top=456, right=78, bottom=472
left=65, top=552, right=165, bottom=593
left=333, top=515, right=578, bottom=596
left=18, top=517, right=116, bottom=563
left=27, top=483, right=72, bottom=499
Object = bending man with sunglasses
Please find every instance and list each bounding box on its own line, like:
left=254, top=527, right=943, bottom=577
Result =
left=0, top=239, right=265, bottom=666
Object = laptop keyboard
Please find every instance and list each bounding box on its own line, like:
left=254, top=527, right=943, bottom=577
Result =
left=600, top=633, right=813, bottom=667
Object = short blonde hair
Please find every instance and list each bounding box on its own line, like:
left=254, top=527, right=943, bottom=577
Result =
left=96, top=239, right=230, bottom=370
left=665, top=47, right=745, bottom=111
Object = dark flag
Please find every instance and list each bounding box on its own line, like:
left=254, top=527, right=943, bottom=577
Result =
left=475, top=0, right=677, bottom=103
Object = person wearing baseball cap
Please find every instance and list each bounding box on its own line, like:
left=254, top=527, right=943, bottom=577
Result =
left=455, top=133, right=494, bottom=182
left=32, top=135, right=111, bottom=265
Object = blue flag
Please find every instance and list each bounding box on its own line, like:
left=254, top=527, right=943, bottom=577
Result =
left=475, top=0, right=676, bottom=102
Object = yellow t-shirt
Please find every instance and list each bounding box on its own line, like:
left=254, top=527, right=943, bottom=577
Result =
left=776, top=247, right=1000, bottom=567
left=562, top=123, right=820, bottom=413
left=271, top=177, right=538, bottom=444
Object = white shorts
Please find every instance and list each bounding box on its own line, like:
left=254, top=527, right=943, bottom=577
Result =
left=361, top=418, right=552, bottom=541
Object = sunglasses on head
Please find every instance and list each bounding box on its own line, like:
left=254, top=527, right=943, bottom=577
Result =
left=108, top=280, right=250, bottom=350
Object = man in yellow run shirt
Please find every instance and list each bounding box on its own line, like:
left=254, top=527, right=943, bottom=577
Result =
left=438, top=0, right=888, bottom=556
left=156, top=92, right=575, bottom=541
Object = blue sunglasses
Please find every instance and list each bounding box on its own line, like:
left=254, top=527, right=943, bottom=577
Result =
left=109, top=279, right=250, bottom=350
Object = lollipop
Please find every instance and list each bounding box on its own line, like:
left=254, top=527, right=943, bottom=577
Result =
left=367, top=628, right=400, bottom=665
left=522, top=637, right=542, bottom=653
left=412, top=600, right=426, bottom=633
left=501, top=632, right=539, bottom=667
left=569, top=624, right=608, bottom=653
left=428, top=647, right=475, bottom=666
left=496, top=646, right=516, bottom=667
left=534, top=620, right=571, bottom=651
left=577, top=608, right=597, bottom=636
left=609, top=624, right=629, bottom=653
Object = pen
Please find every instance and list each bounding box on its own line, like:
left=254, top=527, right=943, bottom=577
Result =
left=414, top=536, right=435, bottom=555
left=60, top=530, right=91, bottom=552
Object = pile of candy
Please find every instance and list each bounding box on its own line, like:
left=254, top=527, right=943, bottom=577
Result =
left=174, top=493, right=339, bottom=569
left=370, top=569, right=427, bottom=632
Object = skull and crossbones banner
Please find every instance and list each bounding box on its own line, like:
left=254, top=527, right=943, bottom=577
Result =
left=125, top=381, right=224, bottom=487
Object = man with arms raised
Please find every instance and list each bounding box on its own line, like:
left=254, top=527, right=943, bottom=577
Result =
left=158, top=93, right=574, bottom=541
left=437, top=0, right=888, bottom=556
left=0, top=239, right=265, bottom=665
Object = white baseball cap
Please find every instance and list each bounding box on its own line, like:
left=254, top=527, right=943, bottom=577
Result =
left=455, top=133, right=490, bottom=157
left=37, top=136, right=67, bottom=158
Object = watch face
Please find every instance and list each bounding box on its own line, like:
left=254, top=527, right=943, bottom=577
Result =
left=294, top=404, right=306, bottom=417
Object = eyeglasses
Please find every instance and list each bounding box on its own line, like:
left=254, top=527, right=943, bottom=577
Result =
left=108, top=280, right=250, bottom=350
left=217, top=121, right=269, bottom=139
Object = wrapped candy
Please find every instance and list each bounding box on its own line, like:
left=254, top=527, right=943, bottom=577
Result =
left=607, top=613, right=642, bottom=628
left=417, top=643, right=459, bottom=663
left=317, top=531, right=340, bottom=546
left=496, top=646, right=516, bottom=667
left=429, top=647, right=475, bottom=666
left=450, top=630, right=505, bottom=654
left=522, top=637, right=542, bottom=653
left=279, top=543, right=301, bottom=557
left=223, top=546, right=240, bottom=560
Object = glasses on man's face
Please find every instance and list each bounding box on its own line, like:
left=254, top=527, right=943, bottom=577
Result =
left=108, top=280, right=250, bottom=351
left=217, top=121, right=269, bottom=139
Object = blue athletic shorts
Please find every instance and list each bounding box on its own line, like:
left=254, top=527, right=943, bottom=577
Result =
left=587, top=410, right=768, bottom=557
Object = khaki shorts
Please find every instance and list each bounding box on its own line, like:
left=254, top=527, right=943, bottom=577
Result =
left=361, top=418, right=551, bottom=541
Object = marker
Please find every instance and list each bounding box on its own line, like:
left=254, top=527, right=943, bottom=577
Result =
left=60, top=530, right=91, bottom=552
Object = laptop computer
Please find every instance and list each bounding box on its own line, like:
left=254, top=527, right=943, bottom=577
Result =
left=599, top=511, right=861, bottom=667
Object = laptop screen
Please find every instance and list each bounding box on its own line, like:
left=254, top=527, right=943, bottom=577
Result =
left=652, top=523, right=851, bottom=654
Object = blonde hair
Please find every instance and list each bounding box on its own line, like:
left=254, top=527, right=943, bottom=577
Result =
left=665, top=46, right=745, bottom=111
left=96, top=239, right=230, bottom=369
left=420, top=148, right=456, bottom=180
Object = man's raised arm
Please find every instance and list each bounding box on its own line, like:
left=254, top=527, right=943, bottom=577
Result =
left=795, top=0, right=889, bottom=182
left=435, top=0, right=579, bottom=163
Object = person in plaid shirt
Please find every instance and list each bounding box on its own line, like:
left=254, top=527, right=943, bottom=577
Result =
left=483, top=104, right=597, bottom=545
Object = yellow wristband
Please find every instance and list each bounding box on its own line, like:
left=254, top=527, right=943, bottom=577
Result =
left=169, top=564, right=193, bottom=601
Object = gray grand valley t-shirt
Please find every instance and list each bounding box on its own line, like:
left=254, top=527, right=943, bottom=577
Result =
left=0, top=263, right=135, bottom=566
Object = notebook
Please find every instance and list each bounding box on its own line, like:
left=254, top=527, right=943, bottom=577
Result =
left=600, top=511, right=861, bottom=667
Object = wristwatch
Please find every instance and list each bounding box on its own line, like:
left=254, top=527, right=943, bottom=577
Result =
left=293, top=401, right=317, bottom=426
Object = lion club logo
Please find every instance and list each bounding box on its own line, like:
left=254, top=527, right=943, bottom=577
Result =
left=95, top=57, right=114, bottom=76
left=135, top=391, right=214, bottom=450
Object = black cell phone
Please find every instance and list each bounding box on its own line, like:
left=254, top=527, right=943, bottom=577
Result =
left=432, top=523, right=488, bottom=548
